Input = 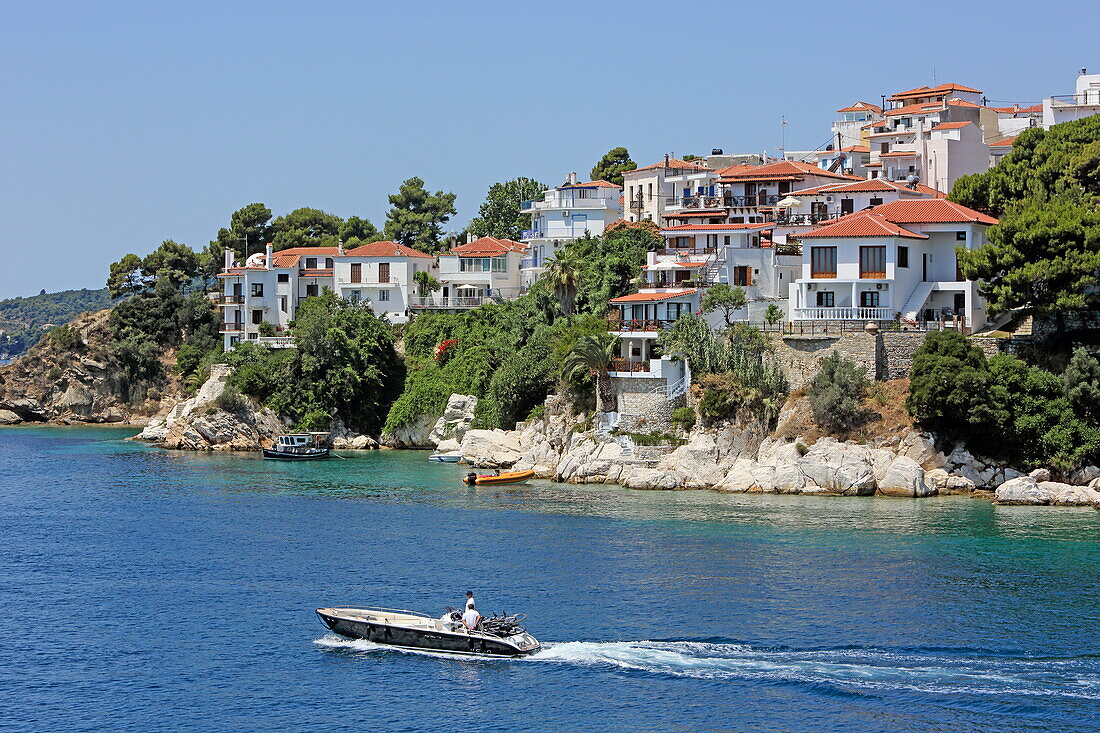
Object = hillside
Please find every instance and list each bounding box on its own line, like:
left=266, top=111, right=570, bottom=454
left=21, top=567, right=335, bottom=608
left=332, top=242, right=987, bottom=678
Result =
left=0, top=288, right=114, bottom=358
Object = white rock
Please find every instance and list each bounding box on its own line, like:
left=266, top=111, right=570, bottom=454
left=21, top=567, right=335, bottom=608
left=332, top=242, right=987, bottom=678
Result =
left=1069, top=466, right=1100, bottom=486
left=428, top=393, right=478, bottom=446
left=460, top=429, right=523, bottom=468
left=1090, top=477, right=1100, bottom=490
left=924, top=468, right=976, bottom=493
left=1039, top=482, right=1100, bottom=507
left=878, top=456, right=934, bottom=497
left=994, top=476, right=1046, bottom=505
left=796, top=439, right=876, bottom=495
left=898, top=432, right=947, bottom=469
left=0, top=409, right=22, bottom=425
left=1028, top=468, right=1052, bottom=482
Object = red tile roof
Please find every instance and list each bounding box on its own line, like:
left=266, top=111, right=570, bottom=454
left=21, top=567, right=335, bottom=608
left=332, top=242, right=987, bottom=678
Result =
left=836, top=101, right=883, bottom=114
left=866, top=199, right=997, bottom=224
left=817, top=145, right=870, bottom=154
left=299, top=269, right=334, bottom=277
left=886, top=101, right=944, bottom=117
left=560, top=180, right=620, bottom=189
left=889, top=83, right=982, bottom=101
left=662, top=223, right=774, bottom=232
left=880, top=150, right=918, bottom=157
left=714, top=163, right=758, bottom=176
left=930, top=121, right=972, bottom=131
left=991, top=103, right=1042, bottom=114
left=795, top=212, right=927, bottom=240
left=448, top=237, right=527, bottom=256
left=946, top=98, right=981, bottom=109
left=610, top=288, right=698, bottom=303
left=990, top=135, right=1017, bottom=147
left=629, top=158, right=709, bottom=173
left=868, top=129, right=917, bottom=137
left=664, top=210, right=728, bottom=218
left=271, top=247, right=342, bottom=268
left=791, top=179, right=939, bottom=197
left=718, top=160, right=852, bottom=183
left=345, top=240, right=434, bottom=258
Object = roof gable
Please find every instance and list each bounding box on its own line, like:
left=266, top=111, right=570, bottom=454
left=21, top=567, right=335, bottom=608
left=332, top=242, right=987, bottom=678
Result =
left=867, top=198, right=997, bottom=225
left=344, top=240, right=433, bottom=258
left=796, top=212, right=927, bottom=240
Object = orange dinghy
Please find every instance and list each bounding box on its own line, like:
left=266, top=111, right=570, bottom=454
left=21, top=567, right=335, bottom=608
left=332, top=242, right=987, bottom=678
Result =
left=464, top=470, right=535, bottom=486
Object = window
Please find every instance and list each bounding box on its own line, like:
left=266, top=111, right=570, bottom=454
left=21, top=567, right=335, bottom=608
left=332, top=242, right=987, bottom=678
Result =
left=460, top=258, right=491, bottom=272
left=860, top=291, right=880, bottom=307
left=491, top=257, right=506, bottom=273
left=898, top=246, right=909, bottom=268
left=349, top=290, right=361, bottom=303
left=279, top=296, right=287, bottom=312
left=732, top=266, right=752, bottom=287
left=350, top=263, right=362, bottom=283
left=251, top=283, right=264, bottom=297
left=378, top=262, right=390, bottom=282
left=325, top=258, right=334, bottom=268
left=378, top=290, right=390, bottom=302
left=840, top=198, right=854, bottom=214
left=305, top=257, right=317, bottom=269
left=869, top=197, right=883, bottom=207
left=647, top=183, right=652, bottom=199
left=811, top=246, right=837, bottom=278
left=251, top=309, right=263, bottom=324
left=860, top=246, right=886, bottom=278
left=816, top=291, right=835, bottom=307
left=277, top=273, right=289, bottom=283
left=723, top=236, right=731, bottom=246
left=306, top=284, right=318, bottom=297
left=880, top=142, right=889, bottom=154
left=956, top=231, right=967, bottom=241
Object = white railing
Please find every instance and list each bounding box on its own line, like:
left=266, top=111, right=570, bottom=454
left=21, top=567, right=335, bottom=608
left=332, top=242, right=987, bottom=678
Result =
left=256, top=336, right=296, bottom=348
left=409, top=297, right=487, bottom=309
left=650, top=375, right=689, bottom=401
left=794, top=307, right=893, bottom=321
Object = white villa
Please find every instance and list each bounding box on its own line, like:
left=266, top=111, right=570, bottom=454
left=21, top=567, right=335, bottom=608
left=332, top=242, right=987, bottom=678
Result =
left=787, top=198, right=997, bottom=330
left=421, top=236, right=527, bottom=309
left=623, top=156, right=711, bottom=224
left=217, top=242, right=435, bottom=349
left=1042, top=68, right=1100, bottom=129
left=520, top=173, right=621, bottom=284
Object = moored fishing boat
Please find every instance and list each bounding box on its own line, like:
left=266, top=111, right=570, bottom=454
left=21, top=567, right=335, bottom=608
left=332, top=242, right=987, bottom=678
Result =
left=428, top=450, right=462, bottom=463
left=316, top=607, right=540, bottom=657
left=263, top=433, right=330, bottom=460
left=464, top=470, right=535, bottom=486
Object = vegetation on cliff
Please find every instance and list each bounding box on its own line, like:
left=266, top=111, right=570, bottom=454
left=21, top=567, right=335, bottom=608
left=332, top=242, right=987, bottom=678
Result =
left=0, top=288, right=113, bottom=357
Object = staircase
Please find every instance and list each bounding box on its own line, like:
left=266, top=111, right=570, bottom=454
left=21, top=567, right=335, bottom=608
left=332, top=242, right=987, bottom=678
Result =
left=900, top=281, right=935, bottom=320
left=701, top=247, right=728, bottom=287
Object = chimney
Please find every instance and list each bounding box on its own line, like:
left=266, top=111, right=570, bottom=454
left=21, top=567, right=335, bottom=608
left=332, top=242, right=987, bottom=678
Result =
left=224, top=248, right=234, bottom=270
left=337, top=241, right=345, bottom=256
left=265, top=243, right=273, bottom=269
left=568, top=171, right=578, bottom=185
left=664, top=153, right=670, bottom=168
left=1082, top=67, right=1088, bottom=76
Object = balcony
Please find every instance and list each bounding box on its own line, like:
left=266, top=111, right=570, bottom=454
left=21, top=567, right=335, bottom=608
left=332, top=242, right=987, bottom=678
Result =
left=520, top=257, right=543, bottom=269
left=298, top=268, right=334, bottom=277
left=220, top=322, right=245, bottom=333
left=409, top=296, right=488, bottom=309
left=775, top=212, right=846, bottom=226
left=219, top=295, right=245, bottom=305
left=629, top=197, right=644, bottom=211
left=794, top=307, right=893, bottom=321
left=520, top=229, right=544, bottom=240
left=660, top=247, right=716, bottom=256
left=608, top=317, right=675, bottom=332
left=256, top=335, right=296, bottom=349
left=665, top=194, right=780, bottom=209
left=608, top=358, right=652, bottom=373
left=522, top=197, right=617, bottom=211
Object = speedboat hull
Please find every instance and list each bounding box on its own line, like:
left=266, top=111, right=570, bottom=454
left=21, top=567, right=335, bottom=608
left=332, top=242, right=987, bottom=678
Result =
left=428, top=451, right=462, bottom=463
left=316, top=607, right=540, bottom=657
left=465, top=470, right=535, bottom=485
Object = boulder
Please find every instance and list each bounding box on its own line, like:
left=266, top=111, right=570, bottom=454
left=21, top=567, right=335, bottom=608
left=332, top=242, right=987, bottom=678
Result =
left=994, top=476, right=1046, bottom=505
left=898, top=432, right=947, bottom=469
left=460, top=429, right=523, bottom=468
left=878, top=456, right=934, bottom=497
left=1091, top=477, right=1100, bottom=490
left=381, top=413, right=438, bottom=448
left=795, top=439, right=876, bottom=495
left=0, top=409, right=21, bottom=425
left=715, top=458, right=760, bottom=492
left=1028, top=468, right=1052, bottom=483
left=1068, top=466, right=1100, bottom=486
left=428, top=394, right=478, bottom=446
left=620, top=467, right=682, bottom=490
left=1038, top=481, right=1100, bottom=507
left=332, top=434, right=379, bottom=450
left=924, top=468, right=976, bottom=494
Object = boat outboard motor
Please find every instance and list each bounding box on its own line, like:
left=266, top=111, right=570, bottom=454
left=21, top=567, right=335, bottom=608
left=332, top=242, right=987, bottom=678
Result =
left=465, top=472, right=478, bottom=485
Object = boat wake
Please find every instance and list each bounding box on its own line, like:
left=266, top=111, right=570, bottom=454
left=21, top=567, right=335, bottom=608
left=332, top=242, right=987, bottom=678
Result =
left=315, top=635, right=1100, bottom=699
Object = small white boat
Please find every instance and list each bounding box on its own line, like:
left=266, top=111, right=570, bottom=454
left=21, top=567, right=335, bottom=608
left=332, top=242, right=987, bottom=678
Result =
left=428, top=450, right=462, bottom=463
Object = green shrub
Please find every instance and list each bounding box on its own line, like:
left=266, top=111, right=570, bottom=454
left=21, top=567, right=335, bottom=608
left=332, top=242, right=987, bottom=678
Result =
left=526, top=403, right=546, bottom=422
left=795, top=441, right=809, bottom=456
left=670, top=406, right=696, bottom=431
left=293, top=409, right=332, bottom=432
left=809, top=351, right=869, bottom=432
left=625, top=430, right=687, bottom=446
left=48, top=324, right=82, bottom=351
left=215, top=385, right=246, bottom=413
left=865, top=381, right=890, bottom=407
left=257, top=321, right=277, bottom=337
left=46, top=366, right=63, bottom=381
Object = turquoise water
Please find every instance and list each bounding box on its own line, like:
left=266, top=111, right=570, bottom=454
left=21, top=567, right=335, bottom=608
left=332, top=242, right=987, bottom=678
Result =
left=1, top=425, right=1098, bottom=731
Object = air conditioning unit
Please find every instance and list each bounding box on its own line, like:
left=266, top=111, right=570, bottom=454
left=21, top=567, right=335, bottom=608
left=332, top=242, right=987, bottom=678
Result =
left=876, top=284, right=883, bottom=290
left=825, top=196, right=833, bottom=202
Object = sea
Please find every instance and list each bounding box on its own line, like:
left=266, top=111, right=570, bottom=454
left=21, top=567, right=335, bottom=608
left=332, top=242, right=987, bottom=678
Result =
left=1, top=425, right=1098, bottom=732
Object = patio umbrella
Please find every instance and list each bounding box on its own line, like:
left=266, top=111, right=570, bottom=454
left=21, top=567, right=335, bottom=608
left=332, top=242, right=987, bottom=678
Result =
left=776, top=196, right=801, bottom=208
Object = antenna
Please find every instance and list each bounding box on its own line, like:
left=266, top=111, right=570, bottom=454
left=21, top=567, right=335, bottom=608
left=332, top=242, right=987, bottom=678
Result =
left=780, top=115, right=788, bottom=159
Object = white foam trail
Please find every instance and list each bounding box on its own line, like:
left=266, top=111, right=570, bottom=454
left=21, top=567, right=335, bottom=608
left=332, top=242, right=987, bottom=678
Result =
left=314, top=635, right=1100, bottom=699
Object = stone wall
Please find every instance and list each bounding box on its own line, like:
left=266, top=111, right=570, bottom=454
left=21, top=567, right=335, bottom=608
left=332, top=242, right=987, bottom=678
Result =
left=877, top=332, right=926, bottom=380
left=612, top=375, right=682, bottom=432
left=767, top=332, right=877, bottom=389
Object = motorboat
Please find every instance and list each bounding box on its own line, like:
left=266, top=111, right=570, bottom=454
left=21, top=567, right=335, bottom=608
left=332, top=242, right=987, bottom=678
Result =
left=263, top=433, right=330, bottom=460
left=464, top=469, right=535, bottom=486
left=316, top=607, right=541, bottom=657
left=428, top=450, right=462, bottom=463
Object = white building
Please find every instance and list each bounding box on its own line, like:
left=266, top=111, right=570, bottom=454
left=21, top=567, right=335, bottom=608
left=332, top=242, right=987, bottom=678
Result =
left=787, top=198, right=997, bottom=330
left=622, top=156, right=711, bottom=224
left=1042, top=69, right=1100, bottom=128
left=831, top=101, right=883, bottom=152
left=421, top=237, right=527, bottom=309
left=217, top=242, right=436, bottom=349
left=520, top=173, right=621, bottom=284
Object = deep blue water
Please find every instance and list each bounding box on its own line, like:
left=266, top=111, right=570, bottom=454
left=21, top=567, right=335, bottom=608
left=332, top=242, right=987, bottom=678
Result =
left=1, top=426, right=1099, bottom=732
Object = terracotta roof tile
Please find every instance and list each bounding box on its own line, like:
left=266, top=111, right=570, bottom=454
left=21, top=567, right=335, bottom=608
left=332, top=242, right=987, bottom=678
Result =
left=880, top=150, right=918, bottom=157
left=718, top=160, right=852, bottom=183
left=628, top=158, right=709, bottom=173
left=662, top=223, right=774, bottom=232
left=990, top=135, right=1017, bottom=147
left=889, top=83, right=982, bottom=101
left=344, top=240, right=434, bottom=258
left=791, top=179, right=939, bottom=197
left=448, top=237, right=527, bottom=256
left=886, top=101, right=944, bottom=117
left=836, top=101, right=884, bottom=114
left=795, top=212, right=927, bottom=240
left=560, top=180, right=621, bottom=189
left=610, top=288, right=698, bottom=303
left=992, top=104, right=1042, bottom=114
left=930, top=121, right=972, bottom=131
left=866, top=199, right=997, bottom=225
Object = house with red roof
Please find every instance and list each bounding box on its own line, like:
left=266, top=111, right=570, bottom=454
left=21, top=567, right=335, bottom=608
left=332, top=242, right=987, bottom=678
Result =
left=831, top=102, right=884, bottom=165
left=787, top=199, right=997, bottom=329
left=216, top=241, right=440, bottom=349
left=519, top=172, right=621, bottom=285
left=622, top=155, right=713, bottom=225
left=424, top=236, right=528, bottom=309
left=778, top=178, right=940, bottom=231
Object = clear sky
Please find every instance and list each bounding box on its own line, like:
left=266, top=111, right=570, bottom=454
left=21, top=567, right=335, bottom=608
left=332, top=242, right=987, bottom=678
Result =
left=1, top=0, right=1097, bottom=297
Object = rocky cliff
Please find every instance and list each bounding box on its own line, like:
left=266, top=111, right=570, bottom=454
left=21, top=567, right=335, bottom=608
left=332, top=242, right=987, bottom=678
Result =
left=0, top=308, right=171, bottom=425
left=454, top=394, right=1100, bottom=508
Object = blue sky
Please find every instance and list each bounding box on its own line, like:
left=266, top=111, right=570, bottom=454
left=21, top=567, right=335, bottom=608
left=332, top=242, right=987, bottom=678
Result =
left=1, top=0, right=1097, bottom=296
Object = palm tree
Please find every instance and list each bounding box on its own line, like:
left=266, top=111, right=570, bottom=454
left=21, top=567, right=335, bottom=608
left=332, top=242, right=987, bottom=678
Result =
left=560, top=333, right=618, bottom=412
left=542, top=251, right=581, bottom=316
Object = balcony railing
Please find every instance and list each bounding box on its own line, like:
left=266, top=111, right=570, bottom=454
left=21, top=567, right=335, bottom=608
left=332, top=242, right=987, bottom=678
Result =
left=219, top=295, right=245, bottom=304
left=608, top=358, right=652, bottom=373
left=409, top=297, right=487, bottom=309
left=607, top=317, right=675, bottom=332
left=522, top=197, right=616, bottom=211
left=794, top=307, right=893, bottom=320
left=220, top=322, right=245, bottom=333
left=1049, top=92, right=1100, bottom=106
left=775, top=212, right=846, bottom=226
left=256, top=336, right=296, bottom=349
left=520, top=229, right=544, bottom=240
left=661, top=247, right=716, bottom=256
left=520, top=257, right=543, bottom=269
left=665, top=194, right=781, bottom=209
left=629, top=197, right=644, bottom=210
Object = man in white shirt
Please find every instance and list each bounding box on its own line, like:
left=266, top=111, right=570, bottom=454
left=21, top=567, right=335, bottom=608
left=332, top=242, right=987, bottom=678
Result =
left=465, top=591, right=475, bottom=610
left=462, top=605, right=481, bottom=631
